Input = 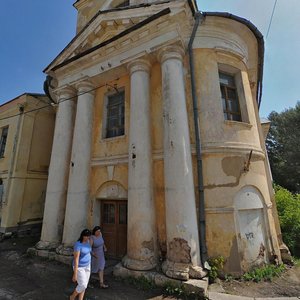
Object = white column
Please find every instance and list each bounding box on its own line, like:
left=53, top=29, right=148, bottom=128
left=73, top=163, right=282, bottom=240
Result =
left=122, top=59, right=157, bottom=270
left=38, top=87, right=76, bottom=249
left=62, top=80, right=95, bottom=247
left=159, top=45, right=201, bottom=280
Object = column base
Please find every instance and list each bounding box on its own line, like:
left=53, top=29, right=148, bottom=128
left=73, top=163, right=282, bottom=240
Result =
left=35, top=240, right=59, bottom=250
left=56, top=244, right=73, bottom=256
left=162, top=259, right=207, bottom=281
left=122, top=254, right=157, bottom=271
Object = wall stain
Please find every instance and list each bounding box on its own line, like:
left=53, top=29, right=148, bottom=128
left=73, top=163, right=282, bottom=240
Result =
left=142, top=239, right=154, bottom=251
left=204, top=156, right=244, bottom=189
left=168, top=238, right=191, bottom=264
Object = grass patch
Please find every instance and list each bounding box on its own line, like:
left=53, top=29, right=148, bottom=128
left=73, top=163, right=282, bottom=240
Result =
left=292, top=257, right=300, bottom=266
left=242, top=264, right=285, bottom=282
left=163, top=283, right=206, bottom=300
left=117, top=275, right=156, bottom=291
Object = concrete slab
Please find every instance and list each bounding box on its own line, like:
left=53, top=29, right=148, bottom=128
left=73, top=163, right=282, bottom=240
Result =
left=255, top=298, right=300, bottom=300
left=208, top=292, right=254, bottom=300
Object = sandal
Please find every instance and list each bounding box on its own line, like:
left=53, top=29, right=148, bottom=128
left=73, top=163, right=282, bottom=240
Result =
left=100, top=283, right=109, bottom=289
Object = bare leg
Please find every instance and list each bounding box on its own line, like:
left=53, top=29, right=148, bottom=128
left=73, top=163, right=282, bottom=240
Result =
left=99, top=270, right=104, bottom=285
left=70, top=290, right=79, bottom=300
left=78, top=290, right=85, bottom=300
left=99, top=270, right=108, bottom=288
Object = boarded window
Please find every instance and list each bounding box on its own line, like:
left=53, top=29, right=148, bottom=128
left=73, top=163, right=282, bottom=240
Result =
left=0, top=127, right=9, bottom=158
left=219, top=72, right=242, bottom=122
left=106, top=91, right=125, bottom=138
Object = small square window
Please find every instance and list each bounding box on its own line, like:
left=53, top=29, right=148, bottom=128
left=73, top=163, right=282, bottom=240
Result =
left=219, top=72, right=242, bottom=122
left=104, top=91, right=125, bottom=139
left=0, top=127, right=9, bottom=158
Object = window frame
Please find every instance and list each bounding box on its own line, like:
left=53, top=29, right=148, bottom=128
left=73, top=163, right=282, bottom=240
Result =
left=219, top=71, right=242, bottom=122
left=102, top=89, right=125, bottom=140
left=0, top=126, right=9, bottom=158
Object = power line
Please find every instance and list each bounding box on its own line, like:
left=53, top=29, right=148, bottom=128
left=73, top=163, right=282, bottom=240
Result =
left=0, top=82, right=110, bottom=122
left=266, top=0, right=278, bottom=40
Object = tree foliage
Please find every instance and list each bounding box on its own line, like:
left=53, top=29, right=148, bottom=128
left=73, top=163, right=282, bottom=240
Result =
left=274, top=185, right=300, bottom=257
left=266, top=102, right=300, bottom=192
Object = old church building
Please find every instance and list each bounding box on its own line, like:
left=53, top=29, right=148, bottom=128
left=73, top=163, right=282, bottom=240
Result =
left=37, top=0, right=283, bottom=278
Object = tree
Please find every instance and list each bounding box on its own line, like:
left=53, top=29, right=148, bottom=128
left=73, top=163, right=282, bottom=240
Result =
left=275, top=185, right=300, bottom=257
left=266, top=102, right=300, bottom=192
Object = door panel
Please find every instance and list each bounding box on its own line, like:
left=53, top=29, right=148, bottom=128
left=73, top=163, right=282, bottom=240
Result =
left=101, top=200, right=127, bottom=259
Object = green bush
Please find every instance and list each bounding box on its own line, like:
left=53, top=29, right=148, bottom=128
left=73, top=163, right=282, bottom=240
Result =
left=274, top=185, right=300, bottom=257
left=207, top=256, right=225, bottom=283
left=242, top=264, right=285, bottom=282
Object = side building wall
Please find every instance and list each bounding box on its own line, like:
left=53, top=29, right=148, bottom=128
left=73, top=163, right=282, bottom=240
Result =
left=0, top=94, right=55, bottom=236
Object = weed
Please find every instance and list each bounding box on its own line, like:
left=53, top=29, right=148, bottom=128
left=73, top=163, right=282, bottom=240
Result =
left=118, top=275, right=156, bottom=291
left=242, top=264, right=285, bottom=282
left=163, top=283, right=205, bottom=299
left=207, top=256, right=225, bottom=283
left=292, top=256, right=300, bottom=266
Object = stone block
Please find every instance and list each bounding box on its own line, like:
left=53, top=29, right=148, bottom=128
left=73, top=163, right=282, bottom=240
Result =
left=27, top=247, right=37, bottom=256
left=37, top=250, right=50, bottom=258
left=182, top=278, right=208, bottom=296
left=55, top=254, right=73, bottom=265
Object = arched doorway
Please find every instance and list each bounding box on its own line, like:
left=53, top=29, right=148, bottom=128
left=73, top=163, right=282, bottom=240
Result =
left=95, top=181, right=127, bottom=259
left=234, top=186, right=269, bottom=270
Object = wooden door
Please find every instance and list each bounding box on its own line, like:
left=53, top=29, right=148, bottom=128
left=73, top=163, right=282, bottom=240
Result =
left=101, top=200, right=127, bottom=259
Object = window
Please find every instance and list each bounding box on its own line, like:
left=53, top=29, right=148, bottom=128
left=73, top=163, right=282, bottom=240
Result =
left=116, top=0, right=129, bottom=8
left=219, top=72, right=242, bottom=122
left=0, top=179, right=3, bottom=207
left=0, top=127, right=8, bottom=158
left=105, top=91, right=125, bottom=138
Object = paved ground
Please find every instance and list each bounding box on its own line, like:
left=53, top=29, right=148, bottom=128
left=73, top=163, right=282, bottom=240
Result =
left=0, top=236, right=172, bottom=300
left=0, top=235, right=299, bottom=300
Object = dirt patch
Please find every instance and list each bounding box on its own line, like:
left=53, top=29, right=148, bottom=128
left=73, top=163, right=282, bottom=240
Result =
left=217, top=264, right=300, bottom=297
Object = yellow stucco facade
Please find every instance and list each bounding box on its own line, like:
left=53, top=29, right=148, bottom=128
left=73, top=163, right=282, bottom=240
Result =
left=38, top=0, right=283, bottom=277
left=0, top=94, right=55, bottom=236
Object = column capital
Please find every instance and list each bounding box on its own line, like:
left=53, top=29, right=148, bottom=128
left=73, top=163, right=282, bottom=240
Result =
left=75, top=79, right=95, bottom=95
left=54, top=86, right=77, bottom=102
left=158, top=45, right=185, bottom=64
left=127, top=58, right=151, bottom=75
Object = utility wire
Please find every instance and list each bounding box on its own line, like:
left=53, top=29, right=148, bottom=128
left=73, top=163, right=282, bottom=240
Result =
left=266, top=0, right=278, bottom=40
left=0, top=82, right=110, bottom=122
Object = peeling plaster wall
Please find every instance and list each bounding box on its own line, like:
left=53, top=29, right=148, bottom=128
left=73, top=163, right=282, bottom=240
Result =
left=0, top=95, right=55, bottom=233
left=67, top=8, right=281, bottom=273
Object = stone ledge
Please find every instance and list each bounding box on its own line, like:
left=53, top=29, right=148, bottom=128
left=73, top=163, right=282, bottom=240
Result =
left=113, top=262, right=208, bottom=297
left=27, top=248, right=72, bottom=265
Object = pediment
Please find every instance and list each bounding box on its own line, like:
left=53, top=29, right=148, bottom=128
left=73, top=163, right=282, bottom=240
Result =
left=45, top=1, right=192, bottom=73
left=45, top=9, right=152, bottom=73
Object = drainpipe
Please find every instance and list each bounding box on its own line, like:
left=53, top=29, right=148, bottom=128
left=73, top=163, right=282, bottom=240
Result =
left=188, top=11, right=208, bottom=265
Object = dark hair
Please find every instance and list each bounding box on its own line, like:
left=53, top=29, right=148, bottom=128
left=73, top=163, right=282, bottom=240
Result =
left=92, top=226, right=101, bottom=235
left=78, top=229, right=91, bottom=243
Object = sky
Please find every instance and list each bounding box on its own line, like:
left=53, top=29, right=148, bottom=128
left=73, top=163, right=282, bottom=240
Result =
left=0, top=0, right=299, bottom=117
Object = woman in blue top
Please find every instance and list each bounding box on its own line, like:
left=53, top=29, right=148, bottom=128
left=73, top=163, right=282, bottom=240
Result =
left=70, top=229, right=92, bottom=300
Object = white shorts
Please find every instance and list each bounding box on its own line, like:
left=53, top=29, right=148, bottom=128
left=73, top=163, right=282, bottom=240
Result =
left=75, top=264, right=91, bottom=293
